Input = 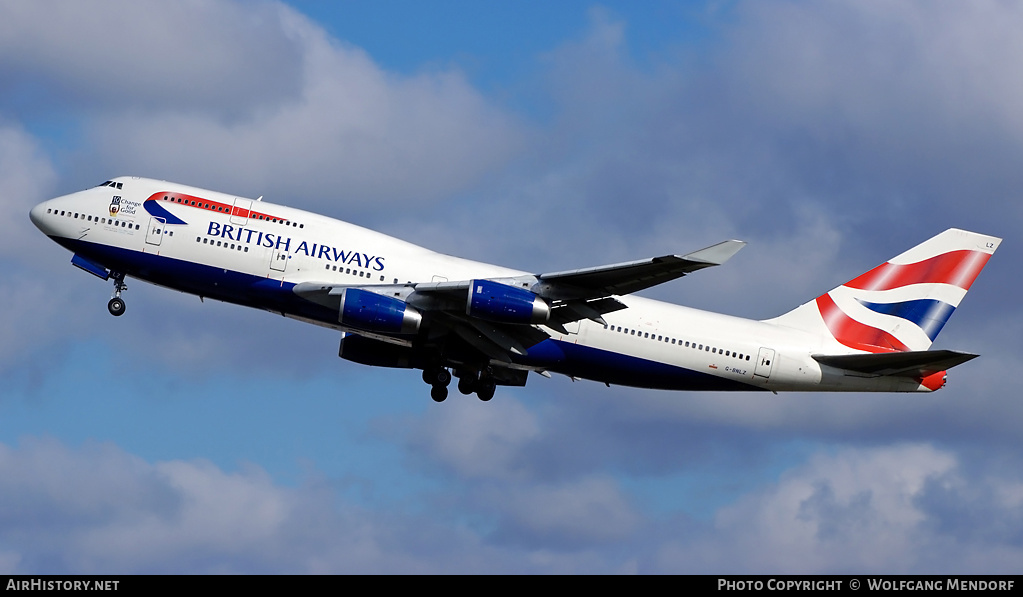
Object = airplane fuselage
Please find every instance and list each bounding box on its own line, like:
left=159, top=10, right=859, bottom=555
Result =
left=31, top=177, right=994, bottom=398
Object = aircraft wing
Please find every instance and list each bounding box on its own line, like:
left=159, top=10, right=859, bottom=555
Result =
left=293, top=238, right=746, bottom=361
left=812, top=350, right=978, bottom=377
left=535, top=240, right=746, bottom=300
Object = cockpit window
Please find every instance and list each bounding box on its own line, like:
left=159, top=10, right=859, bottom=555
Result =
left=96, top=181, right=123, bottom=189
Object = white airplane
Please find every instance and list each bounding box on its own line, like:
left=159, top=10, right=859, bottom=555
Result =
left=30, top=177, right=1000, bottom=401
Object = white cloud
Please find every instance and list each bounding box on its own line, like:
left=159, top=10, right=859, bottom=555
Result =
left=79, top=4, right=527, bottom=212
left=655, top=444, right=1023, bottom=573
left=483, top=476, right=640, bottom=548
left=0, top=0, right=303, bottom=115
left=405, top=396, right=540, bottom=481
left=3, top=437, right=1019, bottom=574
left=0, top=437, right=415, bottom=573
left=0, top=125, right=57, bottom=257
left=716, top=444, right=951, bottom=572
left=0, top=436, right=638, bottom=573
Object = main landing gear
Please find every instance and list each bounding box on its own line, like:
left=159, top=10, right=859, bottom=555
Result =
left=423, top=367, right=496, bottom=402
left=107, top=273, right=127, bottom=317
left=423, top=367, right=452, bottom=402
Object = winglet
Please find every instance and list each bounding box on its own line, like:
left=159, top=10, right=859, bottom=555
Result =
left=682, top=239, right=746, bottom=265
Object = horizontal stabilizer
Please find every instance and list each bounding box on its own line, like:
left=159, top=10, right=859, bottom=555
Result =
left=812, top=349, right=978, bottom=377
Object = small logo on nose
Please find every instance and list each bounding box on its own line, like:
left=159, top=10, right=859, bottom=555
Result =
left=109, top=195, right=121, bottom=217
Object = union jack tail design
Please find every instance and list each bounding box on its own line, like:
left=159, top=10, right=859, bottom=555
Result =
left=768, top=229, right=1001, bottom=353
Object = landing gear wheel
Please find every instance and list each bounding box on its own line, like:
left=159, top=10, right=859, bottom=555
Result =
left=107, top=297, right=126, bottom=317
left=423, top=367, right=451, bottom=387
left=430, top=385, right=448, bottom=402
left=476, top=379, right=496, bottom=402
left=457, top=376, right=476, bottom=395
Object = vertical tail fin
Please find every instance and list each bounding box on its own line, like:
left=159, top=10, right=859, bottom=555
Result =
left=767, top=228, right=1001, bottom=353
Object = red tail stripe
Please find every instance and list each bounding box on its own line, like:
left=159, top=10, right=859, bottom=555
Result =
left=816, top=294, right=909, bottom=353
left=919, top=371, right=947, bottom=391
left=845, top=250, right=991, bottom=291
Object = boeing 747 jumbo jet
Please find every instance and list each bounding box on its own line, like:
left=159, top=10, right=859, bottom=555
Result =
left=30, top=177, right=1000, bottom=401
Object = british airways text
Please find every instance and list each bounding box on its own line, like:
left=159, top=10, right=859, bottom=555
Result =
left=206, top=222, right=385, bottom=270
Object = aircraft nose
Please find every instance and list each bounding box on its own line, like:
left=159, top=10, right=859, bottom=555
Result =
left=29, top=201, right=49, bottom=232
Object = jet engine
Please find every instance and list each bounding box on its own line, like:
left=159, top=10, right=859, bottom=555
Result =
left=338, top=333, right=416, bottom=368
left=339, top=288, right=422, bottom=334
left=466, top=279, right=550, bottom=324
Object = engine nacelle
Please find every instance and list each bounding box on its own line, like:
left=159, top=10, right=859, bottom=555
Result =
left=338, top=333, right=415, bottom=368
left=339, top=288, right=421, bottom=334
left=466, top=279, right=550, bottom=324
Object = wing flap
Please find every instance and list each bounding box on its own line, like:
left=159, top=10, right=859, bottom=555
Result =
left=812, top=349, right=978, bottom=377
left=438, top=313, right=551, bottom=363
left=550, top=297, right=628, bottom=327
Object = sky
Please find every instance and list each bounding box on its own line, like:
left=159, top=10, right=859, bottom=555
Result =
left=1, top=0, right=1021, bottom=574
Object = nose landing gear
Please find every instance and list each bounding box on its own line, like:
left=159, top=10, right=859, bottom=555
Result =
left=108, top=273, right=127, bottom=317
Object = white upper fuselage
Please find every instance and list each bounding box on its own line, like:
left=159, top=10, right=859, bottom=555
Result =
left=29, top=176, right=941, bottom=393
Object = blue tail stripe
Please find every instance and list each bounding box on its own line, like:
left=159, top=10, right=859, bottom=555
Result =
left=857, top=298, right=956, bottom=341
